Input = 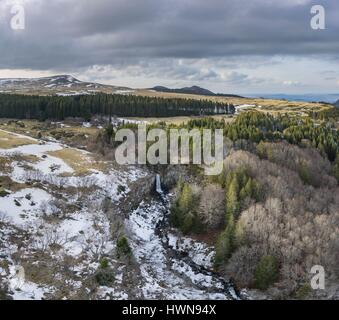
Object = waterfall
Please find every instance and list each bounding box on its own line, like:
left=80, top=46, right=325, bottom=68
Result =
left=155, top=174, right=163, bottom=194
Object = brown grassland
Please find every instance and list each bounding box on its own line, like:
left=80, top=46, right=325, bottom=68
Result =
left=135, top=89, right=331, bottom=114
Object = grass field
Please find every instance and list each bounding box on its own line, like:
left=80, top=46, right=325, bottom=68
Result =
left=47, top=148, right=108, bottom=176
left=0, top=120, right=100, bottom=149
left=0, top=130, right=37, bottom=149
left=135, top=89, right=332, bottom=114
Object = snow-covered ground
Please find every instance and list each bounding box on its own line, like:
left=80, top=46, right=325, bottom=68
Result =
left=0, top=130, right=146, bottom=300
left=56, top=91, right=91, bottom=97
left=0, top=129, right=240, bottom=300
left=234, top=104, right=255, bottom=114
left=168, top=233, right=215, bottom=269
left=0, top=129, right=74, bottom=175
left=0, top=188, right=52, bottom=226
left=115, top=90, right=135, bottom=95
left=234, top=104, right=262, bottom=114
left=126, top=198, right=239, bottom=300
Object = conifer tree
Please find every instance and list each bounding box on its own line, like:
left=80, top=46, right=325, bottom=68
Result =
left=226, top=176, right=239, bottom=222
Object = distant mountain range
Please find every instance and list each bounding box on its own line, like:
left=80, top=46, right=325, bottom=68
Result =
left=249, top=93, right=339, bottom=104
left=0, top=75, right=132, bottom=96
left=0, top=75, right=83, bottom=87
left=0, top=76, right=244, bottom=98
left=151, top=85, right=243, bottom=98
left=1, top=75, right=337, bottom=107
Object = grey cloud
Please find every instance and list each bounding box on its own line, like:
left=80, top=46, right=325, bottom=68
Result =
left=0, top=0, right=338, bottom=73
left=75, top=60, right=267, bottom=89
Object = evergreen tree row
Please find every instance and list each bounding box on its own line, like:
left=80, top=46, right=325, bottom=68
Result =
left=0, top=93, right=235, bottom=120
left=215, top=167, right=262, bottom=266
left=183, top=112, right=339, bottom=162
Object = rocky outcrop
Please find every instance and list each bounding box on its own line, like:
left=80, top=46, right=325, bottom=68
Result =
left=162, top=165, right=194, bottom=190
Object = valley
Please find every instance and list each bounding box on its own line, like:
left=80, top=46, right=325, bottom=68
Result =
left=1, top=0, right=339, bottom=305
left=0, top=78, right=338, bottom=301
left=0, top=123, right=243, bottom=300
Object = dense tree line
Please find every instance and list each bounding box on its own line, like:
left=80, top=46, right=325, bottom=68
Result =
left=223, top=150, right=338, bottom=296
left=164, top=112, right=339, bottom=296
left=312, top=106, right=339, bottom=121
left=214, top=167, right=262, bottom=267
left=0, top=93, right=235, bottom=120
left=108, top=111, right=338, bottom=166
left=170, top=146, right=338, bottom=296
left=171, top=182, right=204, bottom=234
left=184, top=112, right=339, bottom=162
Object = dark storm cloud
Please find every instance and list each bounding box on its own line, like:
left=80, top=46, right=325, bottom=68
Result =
left=0, top=0, right=338, bottom=70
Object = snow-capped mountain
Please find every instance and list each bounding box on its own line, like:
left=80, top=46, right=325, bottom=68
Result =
left=0, top=75, right=133, bottom=96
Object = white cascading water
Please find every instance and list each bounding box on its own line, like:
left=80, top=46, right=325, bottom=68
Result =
left=155, top=174, right=162, bottom=194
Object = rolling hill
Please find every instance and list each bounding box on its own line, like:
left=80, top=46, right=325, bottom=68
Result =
left=151, top=85, right=243, bottom=98
left=0, top=75, right=132, bottom=96
left=0, top=75, right=332, bottom=115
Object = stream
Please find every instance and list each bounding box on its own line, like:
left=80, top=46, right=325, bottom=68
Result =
left=125, top=175, right=243, bottom=300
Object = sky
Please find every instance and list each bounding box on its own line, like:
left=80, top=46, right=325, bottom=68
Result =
left=0, top=0, right=339, bottom=94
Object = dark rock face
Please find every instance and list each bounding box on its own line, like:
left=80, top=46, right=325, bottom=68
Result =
left=115, top=174, right=155, bottom=216
left=162, top=165, right=191, bottom=190
left=334, top=100, right=339, bottom=108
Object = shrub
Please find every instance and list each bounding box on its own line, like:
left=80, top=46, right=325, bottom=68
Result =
left=214, top=229, right=233, bottom=267
left=14, top=199, right=21, bottom=207
left=254, top=255, right=279, bottom=290
left=182, top=212, right=194, bottom=234
left=100, top=257, right=109, bottom=269
left=0, top=188, right=10, bottom=197
left=298, top=161, right=312, bottom=185
left=116, top=236, right=131, bottom=259
left=332, top=155, right=339, bottom=184
left=256, top=141, right=267, bottom=159
left=294, top=283, right=312, bottom=300
left=117, top=185, right=126, bottom=194
left=0, top=288, right=11, bottom=300
left=214, top=213, right=235, bottom=267
left=95, top=269, right=115, bottom=286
